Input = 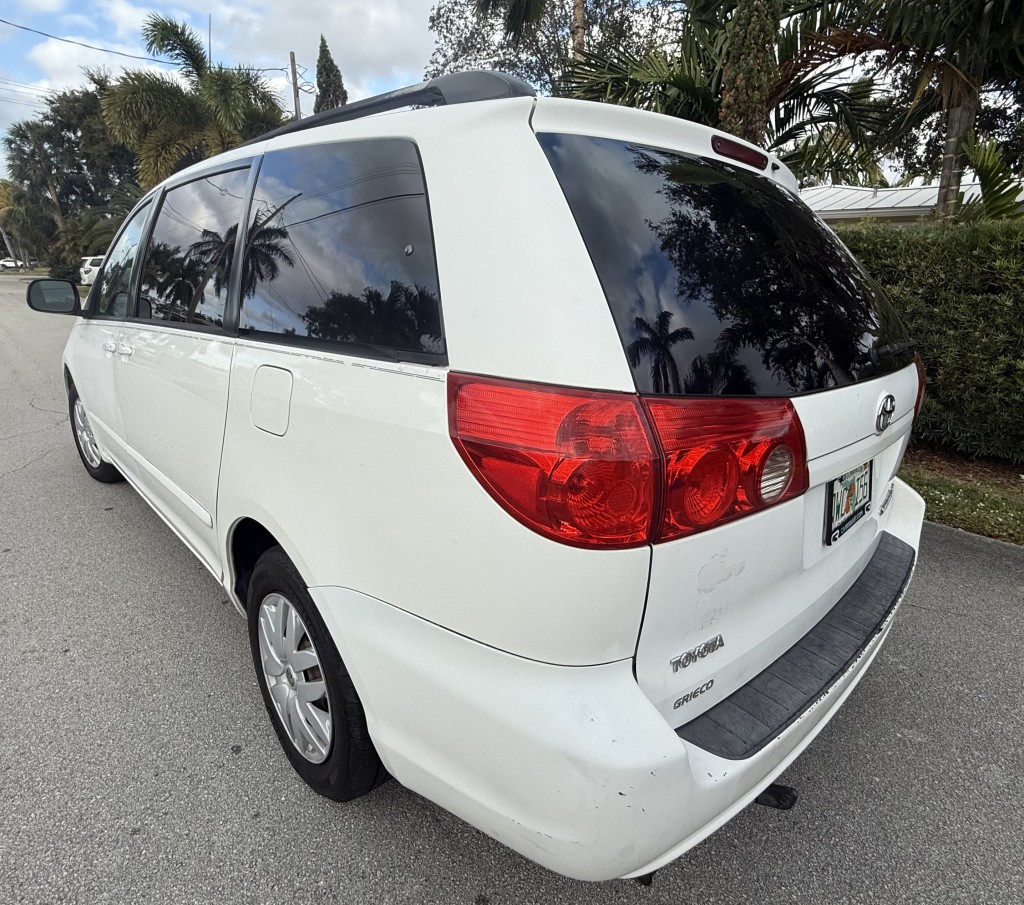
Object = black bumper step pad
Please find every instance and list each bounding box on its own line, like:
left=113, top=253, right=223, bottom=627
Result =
left=675, top=532, right=916, bottom=760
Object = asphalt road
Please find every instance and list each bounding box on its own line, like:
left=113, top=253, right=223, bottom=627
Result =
left=1, top=274, right=1022, bottom=905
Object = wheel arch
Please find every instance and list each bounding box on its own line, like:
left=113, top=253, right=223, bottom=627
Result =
left=228, top=517, right=281, bottom=609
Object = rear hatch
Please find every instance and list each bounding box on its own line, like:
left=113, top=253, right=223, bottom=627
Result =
left=539, top=132, right=920, bottom=725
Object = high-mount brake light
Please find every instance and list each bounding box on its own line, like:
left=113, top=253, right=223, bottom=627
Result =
left=711, top=134, right=769, bottom=171
left=449, top=375, right=809, bottom=548
left=448, top=374, right=658, bottom=549
left=644, top=397, right=808, bottom=542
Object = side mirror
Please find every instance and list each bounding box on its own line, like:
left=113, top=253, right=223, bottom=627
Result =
left=26, top=279, right=80, bottom=314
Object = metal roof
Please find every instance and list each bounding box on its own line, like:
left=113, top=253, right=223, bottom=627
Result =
left=800, top=183, right=983, bottom=220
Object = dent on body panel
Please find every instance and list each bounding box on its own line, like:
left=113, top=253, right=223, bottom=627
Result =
left=684, top=548, right=746, bottom=638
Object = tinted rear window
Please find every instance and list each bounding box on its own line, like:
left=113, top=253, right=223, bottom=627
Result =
left=539, top=133, right=909, bottom=396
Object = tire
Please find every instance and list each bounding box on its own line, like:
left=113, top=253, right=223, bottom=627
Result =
left=68, top=386, right=123, bottom=483
left=247, top=546, right=386, bottom=801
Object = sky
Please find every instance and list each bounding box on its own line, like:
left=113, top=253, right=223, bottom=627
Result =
left=0, top=0, right=440, bottom=178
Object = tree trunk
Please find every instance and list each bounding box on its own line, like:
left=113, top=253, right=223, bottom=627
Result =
left=46, top=177, right=64, bottom=231
left=570, top=0, right=586, bottom=61
left=0, top=222, right=17, bottom=261
left=934, top=85, right=979, bottom=220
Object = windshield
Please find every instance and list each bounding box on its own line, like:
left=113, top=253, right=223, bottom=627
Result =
left=539, top=132, right=911, bottom=396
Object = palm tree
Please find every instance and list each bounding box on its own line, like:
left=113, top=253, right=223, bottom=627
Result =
left=476, top=0, right=587, bottom=59
left=625, top=311, right=695, bottom=394
left=817, top=0, right=1024, bottom=217
left=78, top=182, right=146, bottom=254
left=102, top=14, right=285, bottom=188
left=566, top=2, right=897, bottom=185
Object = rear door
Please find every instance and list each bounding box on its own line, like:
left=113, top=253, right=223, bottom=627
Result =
left=538, top=131, right=921, bottom=723
left=112, top=164, right=252, bottom=575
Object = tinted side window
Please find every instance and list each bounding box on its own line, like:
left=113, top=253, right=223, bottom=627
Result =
left=136, top=168, right=250, bottom=327
left=240, top=139, right=444, bottom=359
left=96, top=201, right=151, bottom=317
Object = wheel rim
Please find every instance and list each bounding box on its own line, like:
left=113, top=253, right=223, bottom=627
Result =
left=73, top=397, right=102, bottom=469
left=257, top=593, right=332, bottom=764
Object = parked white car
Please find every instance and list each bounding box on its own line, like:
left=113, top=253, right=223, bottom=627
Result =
left=80, top=256, right=104, bottom=286
left=25, top=71, right=925, bottom=883
left=1, top=257, right=25, bottom=269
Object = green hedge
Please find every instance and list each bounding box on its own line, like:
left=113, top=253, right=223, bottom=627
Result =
left=836, top=219, right=1024, bottom=464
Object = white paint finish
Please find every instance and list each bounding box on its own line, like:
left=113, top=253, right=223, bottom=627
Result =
left=250, top=365, right=293, bottom=436
left=113, top=324, right=233, bottom=575
left=635, top=366, right=922, bottom=723
left=217, top=341, right=651, bottom=665
left=792, top=362, right=919, bottom=461
left=67, top=321, right=136, bottom=477
left=125, top=444, right=213, bottom=528
left=310, top=552, right=917, bottom=881
left=532, top=97, right=798, bottom=192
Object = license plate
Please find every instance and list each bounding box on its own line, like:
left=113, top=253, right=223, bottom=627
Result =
left=825, top=461, right=872, bottom=545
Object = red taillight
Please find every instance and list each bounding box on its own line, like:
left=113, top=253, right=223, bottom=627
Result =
left=913, top=352, right=926, bottom=418
left=449, top=374, right=809, bottom=548
left=448, top=374, right=658, bottom=548
left=644, top=397, right=808, bottom=541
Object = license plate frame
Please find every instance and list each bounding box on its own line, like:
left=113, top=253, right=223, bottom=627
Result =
left=825, top=460, right=872, bottom=546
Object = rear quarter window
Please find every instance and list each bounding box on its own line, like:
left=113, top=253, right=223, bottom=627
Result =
left=239, top=138, right=444, bottom=362
left=538, top=133, right=910, bottom=396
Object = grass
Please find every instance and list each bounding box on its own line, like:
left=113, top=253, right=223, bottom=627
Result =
left=899, top=445, right=1024, bottom=545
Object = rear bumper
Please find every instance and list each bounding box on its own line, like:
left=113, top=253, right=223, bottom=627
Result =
left=310, top=479, right=924, bottom=881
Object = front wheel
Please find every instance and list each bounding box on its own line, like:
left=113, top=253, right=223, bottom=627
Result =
left=247, top=546, right=386, bottom=800
left=69, top=387, right=122, bottom=483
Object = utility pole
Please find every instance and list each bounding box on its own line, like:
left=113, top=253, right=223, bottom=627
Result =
left=289, top=51, right=301, bottom=121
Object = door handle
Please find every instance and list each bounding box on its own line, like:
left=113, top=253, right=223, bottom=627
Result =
left=103, top=341, right=117, bottom=353
left=116, top=343, right=134, bottom=356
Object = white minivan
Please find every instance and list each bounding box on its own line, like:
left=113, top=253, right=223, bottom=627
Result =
left=26, top=71, right=925, bottom=882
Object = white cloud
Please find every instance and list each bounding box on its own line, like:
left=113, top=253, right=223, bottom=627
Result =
left=15, top=0, right=67, bottom=12
left=94, top=0, right=152, bottom=42
left=26, top=37, right=161, bottom=90
left=2, top=0, right=444, bottom=178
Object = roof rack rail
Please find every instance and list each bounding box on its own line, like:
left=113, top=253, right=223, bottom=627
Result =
left=243, top=70, right=536, bottom=147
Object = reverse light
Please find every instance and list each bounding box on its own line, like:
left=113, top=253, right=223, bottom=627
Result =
left=644, top=397, right=808, bottom=542
left=449, top=374, right=809, bottom=548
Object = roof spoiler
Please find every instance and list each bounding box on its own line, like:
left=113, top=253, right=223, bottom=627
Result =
left=242, top=70, right=537, bottom=147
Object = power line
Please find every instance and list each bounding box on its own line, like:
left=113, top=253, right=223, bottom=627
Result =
left=0, top=94, right=44, bottom=109
left=0, top=17, right=172, bottom=64
left=0, top=76, right=48, bottom=94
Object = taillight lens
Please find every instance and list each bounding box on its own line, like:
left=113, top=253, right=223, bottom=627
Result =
left=449, top=374, right=809, bottom=548
left=448, top=373, right=658, bottom=548
left=913, top=352, right=926, bottom=418
left=644, top=397, right=808, bottom=542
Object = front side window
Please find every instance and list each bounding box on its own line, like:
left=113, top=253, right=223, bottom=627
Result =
left=136, top=168, right=250, bottom=327
left=240, top=139, right=444, bottom=359
left=96, top=201, right=151, bottom=317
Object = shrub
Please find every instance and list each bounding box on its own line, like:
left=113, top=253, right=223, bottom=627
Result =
left=48, top=261, right=81, bottom=284
left=837, top=219, right=1024, bottom=465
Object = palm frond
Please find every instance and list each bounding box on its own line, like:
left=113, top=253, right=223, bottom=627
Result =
left=960, top=134, right=1024, bottom=220
left=142, top=13, right=209, bottom=83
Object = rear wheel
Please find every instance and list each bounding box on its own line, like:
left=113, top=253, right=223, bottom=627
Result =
left=247, top=546, right=386, bottom=800
left=69, top=387, right=122, bottom=483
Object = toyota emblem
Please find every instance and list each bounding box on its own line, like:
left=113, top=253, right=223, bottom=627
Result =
left=876, top=394, right=897, bottom=433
